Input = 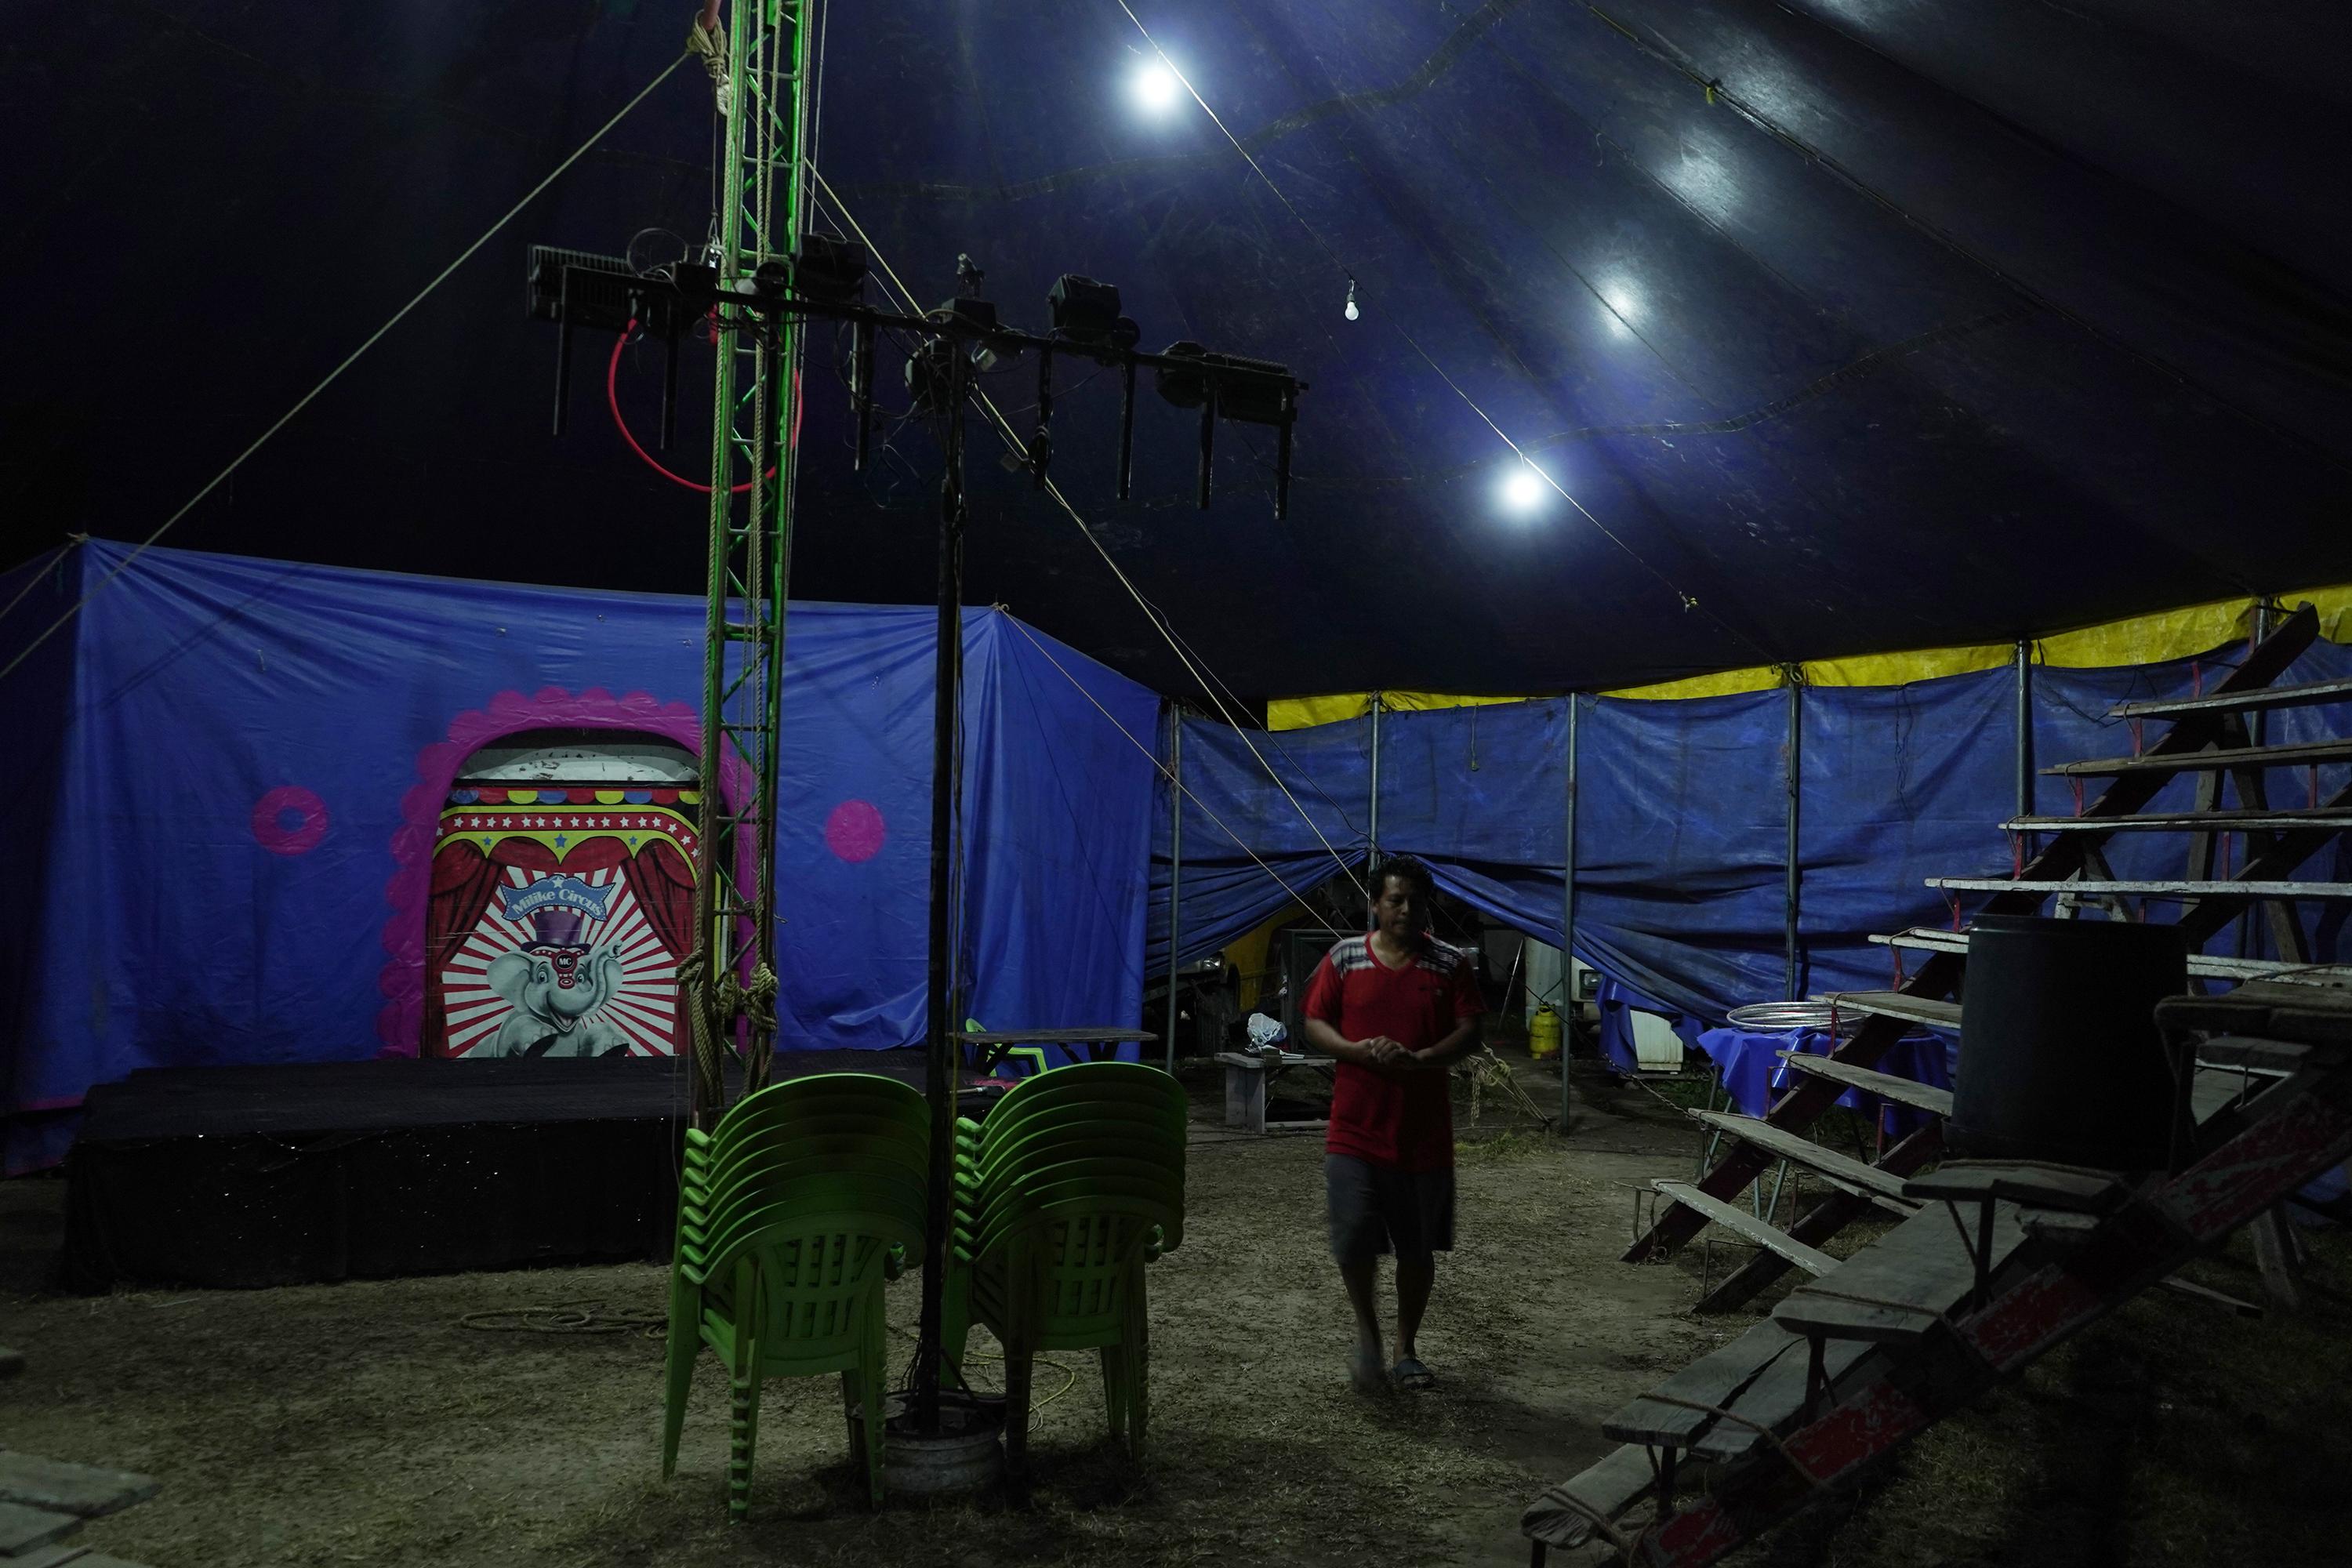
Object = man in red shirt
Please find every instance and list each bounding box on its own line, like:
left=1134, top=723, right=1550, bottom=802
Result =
left=1301, top=856, right=1483, bottom=1393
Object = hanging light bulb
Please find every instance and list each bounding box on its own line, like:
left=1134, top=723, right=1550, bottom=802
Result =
left=1343, top=280, right=1359, bottom=322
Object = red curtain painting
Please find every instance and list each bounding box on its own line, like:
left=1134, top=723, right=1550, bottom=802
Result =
left=621, top=839, right=697, bottom=971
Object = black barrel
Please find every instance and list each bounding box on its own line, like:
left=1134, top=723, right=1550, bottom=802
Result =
left=1949, top=915, right=2188, bottom=1171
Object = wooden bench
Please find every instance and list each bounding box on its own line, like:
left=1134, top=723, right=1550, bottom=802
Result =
left=1686, top=1110, right=1918, bottom=1215
left=1519, top=1445, right=1675, bottom=1552
left=1652, top=1180, right=1837, bottom=1277
left=1212, top=1049, right=1327, bottom=1134
left=1773, top=1051, right=1954, bottom=1118
left=1604, top=1318, right=1875, bottom=1468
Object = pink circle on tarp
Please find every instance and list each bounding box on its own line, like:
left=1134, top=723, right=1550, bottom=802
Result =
left=824, top=800, right=887, bottom=863
left=252, top=786, right=330, bottom=856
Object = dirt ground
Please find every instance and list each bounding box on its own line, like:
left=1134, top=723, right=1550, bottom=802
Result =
left=3, top=1058, right=2347, bottom=1568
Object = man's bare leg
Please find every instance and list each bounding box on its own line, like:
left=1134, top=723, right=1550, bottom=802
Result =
left=1340, top=1254, right=1385, bottom=1362
left=1395, top=1256, right=1435, bottom=1364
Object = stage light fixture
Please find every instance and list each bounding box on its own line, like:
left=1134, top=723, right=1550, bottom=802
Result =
left=926, top=295, right=1014, bottom=371
left=1134, top=60, right=1181, bottom=112
left=1048, top=274, right=1123, bottom=341
left=792, top=234, right=868, bottom=303
left=1500, top=463, right=1548, bottom=514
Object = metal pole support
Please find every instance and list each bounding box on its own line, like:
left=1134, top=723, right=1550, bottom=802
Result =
left=1784, top=672, right=1802, bottom=1001
left=1561, top=694, right=1579, bottom=1136
left=1163, top=711, right=1184, bottom=1076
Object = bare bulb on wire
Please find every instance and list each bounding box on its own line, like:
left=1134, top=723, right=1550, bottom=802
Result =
left=1344, top=281, right=1359, bottom=322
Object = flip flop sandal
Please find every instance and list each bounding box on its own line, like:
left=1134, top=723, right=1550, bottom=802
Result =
left=1349, top=1347, right=1388, bottom=1396
left=1391, top=1356, right=1438, bottom=1391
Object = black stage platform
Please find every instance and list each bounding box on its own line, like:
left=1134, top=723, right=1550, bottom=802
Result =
left=62, top=1052, right=929, bottom=1290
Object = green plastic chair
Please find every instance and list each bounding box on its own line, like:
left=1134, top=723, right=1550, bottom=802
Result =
left=661, top=1076, right=931, bottom=1516
left=689, top=1076, right=927, bottom=1167
left=943, top=1195, right=1180, bottom=1468
left=940, top=1063, right=1186, bottom=1468
left=965, top=1076, right=1186, bottom=1154
left=957, top=1163, right=1186, bottom=1255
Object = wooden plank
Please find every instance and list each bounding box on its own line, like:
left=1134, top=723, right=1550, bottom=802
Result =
left=1769, top=1200, right=2028, bottom=1350
left=2191, top=1069, right=2255, bottom=1126
left=2008, top=808, right=2352, bottom=833
left=2044, top=737, right=2352, bottom=776
left=951, top=1029, right=1156, bottom=1044
left=1653, top=1181, right=1838, bottom=1276
left=4, top=1545, right=91, bottom=1568
left=0, top=1457, right=159, bottom=1519
left=0, top=1504, right=81, bottom=1555
left=2018, top=1207, right=2101, bottom=1243
left=2198, top=1037, right=2315, bottom=1071
left=1869, top=928, right=2344, bottom=982
left=1819, top=990, right=1961, bottom=1032
left=1773, top=1052, right=1953, bottom=1117
left=2108, top=675, right=2352, bottom=720
left=2155, top=1275, right=2262, bottom=1317
left=1901, top=1161, right=2129, bottom=1214
left=1686, top=1111, right=1915, bottom=1203
left=1519, top=1446, right=1664, bottom=1550
left=1682, top=1337, right=1878, bottom=1463
left=2158, top=985, right=2352, bottom=1047
left=1603, top=1321, right=1870, bottom=1449
left=1695, top=1121, right=1947, bottom=1315
left=1927, top=877, right=2352, bottom=898
left=2250, top=1207, right=2303, bottom=1311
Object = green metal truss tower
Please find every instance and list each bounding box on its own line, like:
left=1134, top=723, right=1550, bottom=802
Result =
left=684, top=0, right=811, bottom=1127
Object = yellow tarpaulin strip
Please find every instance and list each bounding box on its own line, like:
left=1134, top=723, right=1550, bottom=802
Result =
left=1265, top=583, right=2352, bottom=728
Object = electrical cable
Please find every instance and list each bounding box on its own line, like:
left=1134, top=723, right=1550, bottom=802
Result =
left=459, top=1299, right=667, bottom=1337
left=0, top=48, right=695, bottom=691
left=809, top=168, right=1369, bottom=905
left=607, top=321, right=774, bottom=493
left=1109, top=2, right=1778, bottom=666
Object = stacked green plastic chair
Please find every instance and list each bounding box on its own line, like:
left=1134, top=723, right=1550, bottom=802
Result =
left=660, top=1073, right=928, bottom=1516
left=942, top=1061, right=1187, bottom=1467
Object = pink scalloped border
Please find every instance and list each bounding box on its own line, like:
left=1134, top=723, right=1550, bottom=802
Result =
left=375, top=687, right=754, bottom=1056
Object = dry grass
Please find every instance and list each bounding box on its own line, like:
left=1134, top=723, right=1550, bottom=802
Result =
left=2, top=1061, right=2345, bottom=1568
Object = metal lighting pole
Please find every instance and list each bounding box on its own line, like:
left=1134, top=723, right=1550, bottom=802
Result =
left=1560, top=694, right=1579, bottom=1135
left=913, top=353, right=970, bottom=1431
left=1367, top=693, right=1383, bottom=871
left=1163, top=712, right=1183, bottom=1076
left=1784, top=670, right=1802, bottom=1002
left=2013, top=639, right=2033, bottom=823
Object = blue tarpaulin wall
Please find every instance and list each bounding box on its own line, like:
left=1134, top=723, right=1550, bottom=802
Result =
left=0, top=542, right=1160, bottom=1173
left=1155, top=642, right=2352, bottom=1043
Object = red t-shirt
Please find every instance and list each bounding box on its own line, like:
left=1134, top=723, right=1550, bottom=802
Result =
left=1304, top=934, right=1485, bottom=1172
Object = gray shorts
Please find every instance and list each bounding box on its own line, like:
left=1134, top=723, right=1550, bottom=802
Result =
left=1326, top=1154, right=1455, bottom=1263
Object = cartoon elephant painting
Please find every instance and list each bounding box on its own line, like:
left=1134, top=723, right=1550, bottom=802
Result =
left=479, top=944, right=631, bottom=1057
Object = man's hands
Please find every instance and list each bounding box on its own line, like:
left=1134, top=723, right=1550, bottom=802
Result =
left=1359, top=1035, right=1454, bottom=1072
left=1301, top=1018, right=1455, bottom=1073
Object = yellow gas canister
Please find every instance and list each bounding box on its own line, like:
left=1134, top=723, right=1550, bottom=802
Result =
left=1529, top=1004, right=1563, bottom=1060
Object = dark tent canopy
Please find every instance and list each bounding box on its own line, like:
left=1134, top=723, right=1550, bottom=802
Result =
left=7, top=2, right=2348, bottom=699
